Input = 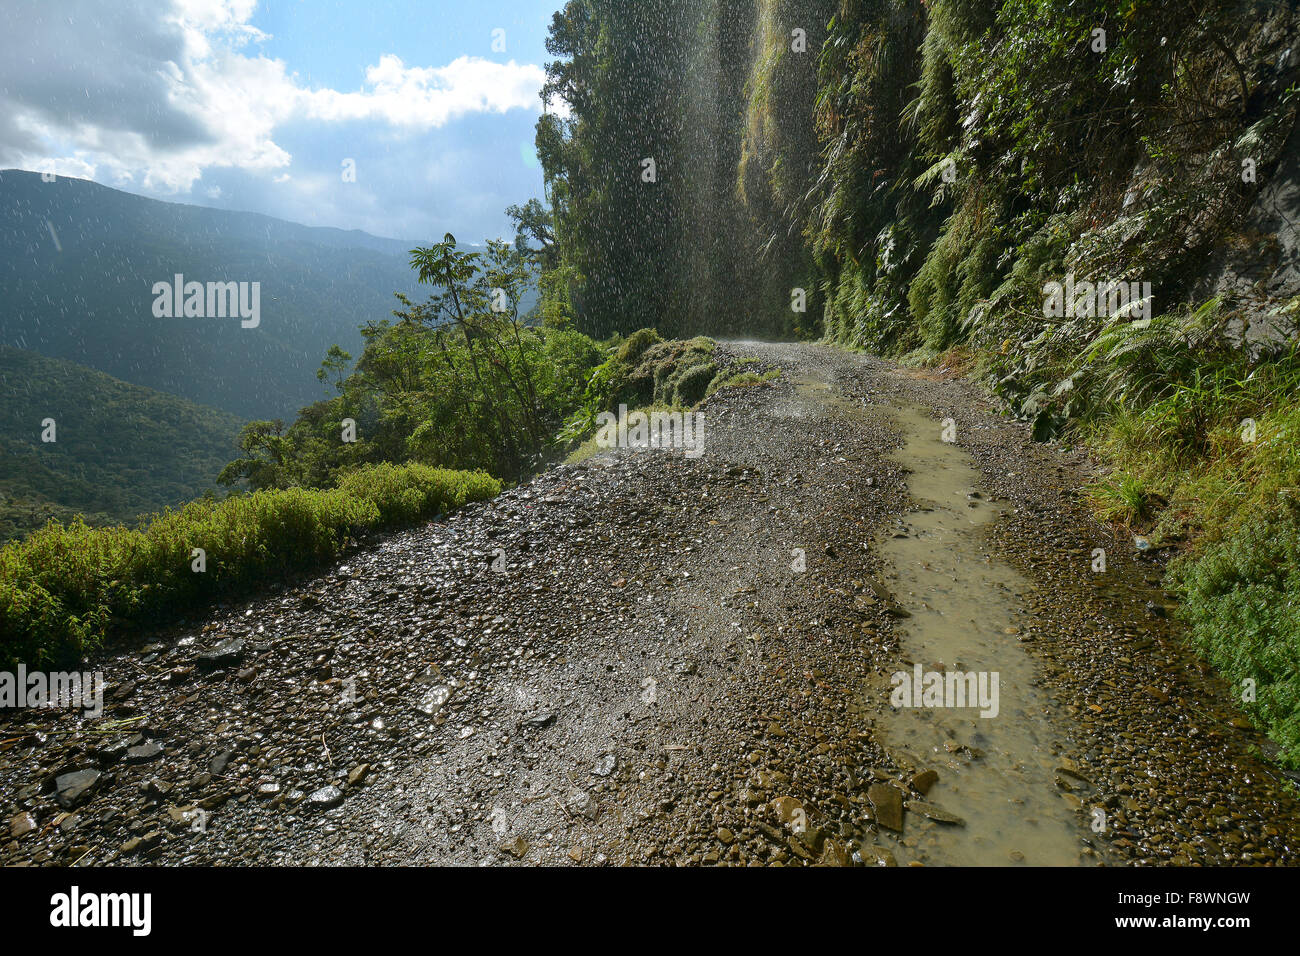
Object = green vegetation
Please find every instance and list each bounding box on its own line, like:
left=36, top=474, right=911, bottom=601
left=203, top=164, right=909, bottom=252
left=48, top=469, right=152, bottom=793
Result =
left=0, top=347, right=242, bottom=540
left=0, top=463, right=499, bottom=669
left=217, top=236, right=604, bottom=490
left=1077, top=313, right=1300, bottom=762
left=559, top=329, right=775, bottom=445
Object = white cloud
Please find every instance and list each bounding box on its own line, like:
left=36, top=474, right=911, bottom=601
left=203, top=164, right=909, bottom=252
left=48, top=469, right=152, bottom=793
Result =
left=303, top=55, right=546, bottom=129
left=0, top=0, right=548, bottom=194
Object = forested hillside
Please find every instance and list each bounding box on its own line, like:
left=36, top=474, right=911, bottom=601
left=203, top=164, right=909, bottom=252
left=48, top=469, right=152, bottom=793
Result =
left=0, top=346, right=241, bottom=538
left=0, top=171, right=476, bottom=419
left=535, top=0, right=1298, bottom=349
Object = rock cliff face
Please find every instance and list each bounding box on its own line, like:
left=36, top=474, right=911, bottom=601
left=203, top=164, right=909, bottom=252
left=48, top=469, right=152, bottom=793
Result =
left=1200, top=36, right=1300, bottom=345
left=1208, top=118, right=1300, bottom=342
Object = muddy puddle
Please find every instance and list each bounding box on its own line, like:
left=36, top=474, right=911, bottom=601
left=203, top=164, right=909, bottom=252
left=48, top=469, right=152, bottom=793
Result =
left=794, top=377, right=1090, bottom=866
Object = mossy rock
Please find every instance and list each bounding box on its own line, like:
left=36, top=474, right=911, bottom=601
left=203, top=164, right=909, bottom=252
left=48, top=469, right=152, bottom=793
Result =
left=615, top=328, right=662, bottom=366
left=671, top=362, right=717, bottom=406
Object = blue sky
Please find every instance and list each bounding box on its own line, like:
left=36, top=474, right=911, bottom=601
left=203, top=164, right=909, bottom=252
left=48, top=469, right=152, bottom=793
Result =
left=0, top=0, right=562, bottom=242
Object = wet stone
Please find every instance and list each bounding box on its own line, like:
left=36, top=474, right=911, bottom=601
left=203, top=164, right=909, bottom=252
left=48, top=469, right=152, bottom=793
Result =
left=307, top=785, right=344, bottom=809
left=868, top=783, right=905, bottom=832
left=125, top=740, right=164, bottom=764
left=9, top=813, right=36, bottom=839
left=54, top=769, right=102, bottom=809
left=413, top=685, right=451, bottom=717
left=910, top=769, right=939, bottom=795
left=196, top=637, right=245, bottom=668
left=907, top=801, right=965, bottom=826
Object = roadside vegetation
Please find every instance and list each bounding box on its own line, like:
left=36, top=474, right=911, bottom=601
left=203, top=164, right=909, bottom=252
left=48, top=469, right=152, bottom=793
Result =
left=0, top=463, right=499, bottom=669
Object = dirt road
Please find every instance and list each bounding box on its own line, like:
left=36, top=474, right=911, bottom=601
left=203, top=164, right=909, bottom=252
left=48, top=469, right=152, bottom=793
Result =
left=4, top=342, right=1299, bottom=866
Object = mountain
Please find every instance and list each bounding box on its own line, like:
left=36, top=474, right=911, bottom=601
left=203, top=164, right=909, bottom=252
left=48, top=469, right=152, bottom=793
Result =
left=0, top=346, right=243, bottom=539
left=0, top=170, right=449, bottom=420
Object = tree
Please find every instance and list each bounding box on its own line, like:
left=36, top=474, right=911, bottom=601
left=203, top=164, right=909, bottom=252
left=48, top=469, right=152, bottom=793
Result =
left=317, top=344, right=352, bottom=393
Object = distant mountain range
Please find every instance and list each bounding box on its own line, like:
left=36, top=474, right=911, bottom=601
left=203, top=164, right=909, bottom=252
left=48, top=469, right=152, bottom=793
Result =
left=0, top=170, right=519, bottom=420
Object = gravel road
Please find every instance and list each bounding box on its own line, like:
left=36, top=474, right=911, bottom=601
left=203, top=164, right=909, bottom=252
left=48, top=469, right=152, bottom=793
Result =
left=4, top=342, right=1299, bottom=867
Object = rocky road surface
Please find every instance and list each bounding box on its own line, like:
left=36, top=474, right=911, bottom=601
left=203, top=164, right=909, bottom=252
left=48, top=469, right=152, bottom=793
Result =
left=4, top=342, right=1300, bottom=866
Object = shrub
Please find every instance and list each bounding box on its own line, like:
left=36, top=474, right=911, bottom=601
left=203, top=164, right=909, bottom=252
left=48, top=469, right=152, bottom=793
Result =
left=0, top=463, right=499, bottom=668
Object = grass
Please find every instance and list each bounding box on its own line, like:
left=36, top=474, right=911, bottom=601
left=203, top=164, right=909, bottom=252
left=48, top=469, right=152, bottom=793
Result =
left=0, top=462, right=500, bottom=669
left=1077, top=329, right=1300, bottom=766
left=705, top=368, right=781, bottom=396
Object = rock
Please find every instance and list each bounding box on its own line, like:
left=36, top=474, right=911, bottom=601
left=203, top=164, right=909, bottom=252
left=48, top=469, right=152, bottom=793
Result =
left=525, top=712, right=556, bottom=729
left=565, top=789, right=599, bottom=821
left=306, top=785, right=344, bottom=809
left=54, top=769, right=102, bottom=809
left=347, top=764, right=371, bottom=787
left=209, top=750, right=234, bottom=775
left=120, top=836, right=144, bottom=854
left=96, top=737, right=131, bottom=765
left=787, top=835, right=816, bottom=861
left=796, top=826, right=826, bottom=854
left=717, top=828, right=735, bottom=845
left=592, top=753, right=617, bottom=777
left=196, top=637, right=245, bottom=668
left=907, top=801, right=966, bottom=825
left=198, top=792, right=231, bottom=811
left=166, top=806, right=197, bottom=825
left=770, top=795, right=805, bottom=828
left=910, top=769, right=939, bottom=794
left=819, top=839, right=851, bottom=866
left=125, top=740, right=164, bottom=764
left=858, top=844, right=899, bottom=867
left=500, top=836, right=529, bottom=859
left=868, top=783, right=905, bottom=832
left=9, top=812, right=36, bottom=839
left=413, top=685, right=451, bottom=716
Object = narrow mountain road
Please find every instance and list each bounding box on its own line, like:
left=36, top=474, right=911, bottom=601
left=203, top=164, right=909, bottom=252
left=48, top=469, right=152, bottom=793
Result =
left=5, top=342, right=1300, bottom=867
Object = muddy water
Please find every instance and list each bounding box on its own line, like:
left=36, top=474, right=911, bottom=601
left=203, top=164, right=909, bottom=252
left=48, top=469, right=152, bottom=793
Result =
left=795, top=377, right=1088, bottom=866
left=869, top=400, right=1086, bottom=866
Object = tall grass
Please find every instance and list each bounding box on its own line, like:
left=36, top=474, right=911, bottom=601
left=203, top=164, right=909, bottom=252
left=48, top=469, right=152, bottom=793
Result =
left=1079, top=303, right=1300, bottom=764
left=0, top=463, right=500, bottom=668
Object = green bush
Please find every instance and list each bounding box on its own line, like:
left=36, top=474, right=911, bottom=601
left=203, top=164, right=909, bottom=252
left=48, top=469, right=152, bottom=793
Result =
left=0, top=463, right=499, bottom=668
left=1173, top=511, right=1300, bottom=766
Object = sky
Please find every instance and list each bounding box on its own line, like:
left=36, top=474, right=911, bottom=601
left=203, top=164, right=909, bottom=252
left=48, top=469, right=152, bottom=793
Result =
left=0, top=0, right=563, bottom=242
